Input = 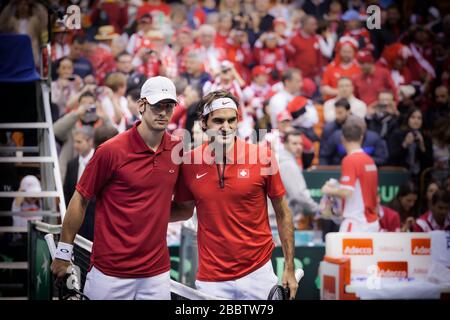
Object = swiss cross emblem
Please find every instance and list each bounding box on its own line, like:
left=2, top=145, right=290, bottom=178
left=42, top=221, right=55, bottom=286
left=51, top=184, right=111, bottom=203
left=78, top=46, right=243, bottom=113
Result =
left=238, top=169, right=249, bottom=178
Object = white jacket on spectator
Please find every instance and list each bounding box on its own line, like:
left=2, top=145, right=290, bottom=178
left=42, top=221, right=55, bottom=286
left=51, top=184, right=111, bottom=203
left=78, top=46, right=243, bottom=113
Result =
left=100, top=95, right=132, bottom=133
left=323, top=95, right=367, bottom=123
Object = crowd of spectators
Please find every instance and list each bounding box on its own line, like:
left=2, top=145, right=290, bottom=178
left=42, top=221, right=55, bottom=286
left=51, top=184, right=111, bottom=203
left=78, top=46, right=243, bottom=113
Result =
left=1, top=0, right=449, bottom=237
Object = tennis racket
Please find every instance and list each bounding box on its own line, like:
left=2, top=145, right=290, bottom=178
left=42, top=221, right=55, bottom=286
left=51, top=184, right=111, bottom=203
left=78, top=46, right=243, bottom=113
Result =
left=267, top=268, right=304, bottom=300
left=45, top=234, right=90, bottom=300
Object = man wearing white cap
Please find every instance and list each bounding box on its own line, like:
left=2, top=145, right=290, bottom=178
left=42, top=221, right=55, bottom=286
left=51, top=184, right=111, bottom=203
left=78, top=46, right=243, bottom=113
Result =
left=51, top=76, right=181, bottom=299
left=170, top=90, right=298, bottom=299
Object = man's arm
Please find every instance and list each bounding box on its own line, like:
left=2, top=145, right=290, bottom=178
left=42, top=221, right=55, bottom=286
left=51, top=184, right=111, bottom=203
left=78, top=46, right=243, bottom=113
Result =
left=321, top=183, right=353, bottom=198
left=51, top=190, right=88, bottom=278
left=170, top=200, right=195, bottom=222
left=271, top=196, right=298, bottom=299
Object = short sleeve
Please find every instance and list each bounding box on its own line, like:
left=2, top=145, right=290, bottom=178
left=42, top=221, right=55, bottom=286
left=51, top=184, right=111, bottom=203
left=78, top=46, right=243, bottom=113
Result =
left=75, top=144, right=115, bottom=200
left=321, top=65, right=332, bottom=86
left=340, top=156, right=356, bottom=190
left=173, top=164, right=195, bottom=203
left=262, top=148, right=286, bottom=199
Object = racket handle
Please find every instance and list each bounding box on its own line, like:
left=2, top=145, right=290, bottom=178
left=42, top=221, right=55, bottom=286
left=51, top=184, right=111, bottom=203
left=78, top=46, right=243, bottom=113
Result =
left=295, top=268, right=304, bottom=282
left=45, top=233, right=57, bottom=260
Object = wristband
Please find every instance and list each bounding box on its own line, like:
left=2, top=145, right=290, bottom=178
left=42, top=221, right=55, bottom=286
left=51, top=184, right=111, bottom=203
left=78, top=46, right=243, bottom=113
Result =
left=55, top=242, right=73, bottom=261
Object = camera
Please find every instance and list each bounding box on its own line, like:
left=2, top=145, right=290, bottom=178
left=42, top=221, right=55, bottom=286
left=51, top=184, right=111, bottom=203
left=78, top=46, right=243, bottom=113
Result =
left=86, top=104, right=96, bottom=113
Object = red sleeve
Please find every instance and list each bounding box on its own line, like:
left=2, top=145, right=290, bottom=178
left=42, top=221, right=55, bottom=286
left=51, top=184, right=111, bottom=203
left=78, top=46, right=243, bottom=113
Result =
left=75, top=144, right=116, bottom=200
left=321, top=65, right=332, bottom=86
left=173, top=165, right=195, bottom=203
left=340, top=156, right=356, bottom=190
left=262, top=148, right=286, bottom=199
left=412, top=221, right=425, bottom=232
left=391, top=209, right=401, bottom=232
left=385, top=69, right=399, bottom=102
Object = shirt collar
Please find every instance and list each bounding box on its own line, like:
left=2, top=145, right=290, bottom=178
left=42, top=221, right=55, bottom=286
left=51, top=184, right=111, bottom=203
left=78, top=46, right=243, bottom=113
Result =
left=349, top=148, right=364, bottom=154
left=202, top=136, right=248, bottom=164
left=129, top=120, right=174, bottom=154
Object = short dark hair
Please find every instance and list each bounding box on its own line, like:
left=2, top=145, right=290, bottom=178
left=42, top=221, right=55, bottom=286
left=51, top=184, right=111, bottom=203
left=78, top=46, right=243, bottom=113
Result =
left=284, top=130, right=303, bottom=144
left=94, top=125, right=118, bottom=148
left=281, top=68, right=301, bottom=84
left=72, top=35, right=87, bottom=45
left=431, top=190, right=450, bottom=205
left=342, top=120, right=363, bottom=142
left=335, top=98, right=350, bottom=110
left=116, top=51, right=132, bottom=62
left=197, top=90, right=240, bottom=123
left=127, top=88, right=140, bottom=102
left=78, top=91, right=95, bottom=103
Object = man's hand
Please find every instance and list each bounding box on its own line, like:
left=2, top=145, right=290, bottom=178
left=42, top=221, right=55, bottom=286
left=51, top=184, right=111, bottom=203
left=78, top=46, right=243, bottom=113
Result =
left=282, top=268, right=298, bottom=300
left=51, top=258, right=71, bottom=279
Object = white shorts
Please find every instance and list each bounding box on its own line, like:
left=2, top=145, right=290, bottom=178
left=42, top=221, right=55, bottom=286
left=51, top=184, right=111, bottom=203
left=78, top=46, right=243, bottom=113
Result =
left=83, top=266, right=170, bottom=300
left=195, top=260, right=278, bottom=300
left=339, top=218, right=380, bottom=232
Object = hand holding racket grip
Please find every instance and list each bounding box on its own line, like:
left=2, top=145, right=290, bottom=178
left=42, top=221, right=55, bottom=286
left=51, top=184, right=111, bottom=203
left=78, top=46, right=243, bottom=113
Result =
left=45, top=234, right=57, bottom=260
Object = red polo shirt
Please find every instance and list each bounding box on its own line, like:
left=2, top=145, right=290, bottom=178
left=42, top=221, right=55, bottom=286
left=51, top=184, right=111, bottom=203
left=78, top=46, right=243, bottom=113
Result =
left=174, top=138, right=286, bottom=281
left=76, top=121, right=180, bottom=278
left=321, top=60, right=361, bottom=100
left=352, top=65, right=398, bottom=106
left=287, top=31, right=323, bottom=78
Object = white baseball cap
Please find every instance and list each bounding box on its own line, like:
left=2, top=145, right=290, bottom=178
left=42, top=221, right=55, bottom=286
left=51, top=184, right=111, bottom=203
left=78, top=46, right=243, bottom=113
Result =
left=140, top=76, right=177, bottom=104
left=19, top=175, right=42, bottom=193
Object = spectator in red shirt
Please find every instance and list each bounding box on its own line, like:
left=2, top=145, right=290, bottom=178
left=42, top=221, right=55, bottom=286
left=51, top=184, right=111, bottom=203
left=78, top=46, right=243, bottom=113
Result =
left=254, top=31, right=288, bottom=83
left=196, top=24, right=227, bottom=75
left=173, top=27, right=196, bottom=74
left=287, top=15, right=323, bottom=81
left=225, top=28, right=254, bottom=84
left=137, top=0, right=171, bottom=20
left=386, top=180, right=420, bottom=232
left=377, top=194, right=401, bottom=232
left=84, top=35, right=116, bottom=85
left=127, top=14, right=155, bottom=55
left=414, top=190, right=450, bottom=232
left=404, top=26, right=436, bottom=85
left=352, top=50, right=398, bottom=111
left=215, top=12, right=233, bottom=48
left=341, top=9, right=372, bottom=50
left=378, top=205, right=401, bottom=232
left=90, top=0, right=128, bottom=34
left=321, top=36, right=361, bottom=100
left=378, top=42, right=413, bottom=89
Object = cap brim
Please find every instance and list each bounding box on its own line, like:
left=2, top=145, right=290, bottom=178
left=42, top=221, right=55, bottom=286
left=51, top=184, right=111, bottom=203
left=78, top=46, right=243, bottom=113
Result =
left=145, top=93, right=178, bottom=104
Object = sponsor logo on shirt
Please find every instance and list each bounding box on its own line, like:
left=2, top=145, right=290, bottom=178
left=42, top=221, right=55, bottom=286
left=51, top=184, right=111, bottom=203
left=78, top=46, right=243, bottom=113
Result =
left=196, top=173, right=208, bottom=179
left=342, top=238, right=373, bottom=255
left=377, top=261, right=408, bottom=278
left=323, top=275, right=336, bottom=300
left=365, top=164, right=377, bottom=172
left=411, top=238, right=431, bottom=255
left=238, top=169, right=249, bottom=178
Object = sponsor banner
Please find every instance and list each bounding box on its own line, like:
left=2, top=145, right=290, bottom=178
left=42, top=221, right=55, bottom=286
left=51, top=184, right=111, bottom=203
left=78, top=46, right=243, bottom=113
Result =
left=377, top=261, right=408, bottom=278
left=342, top=239, right=373, bottom=255
left=411, top=238, right=431, bottom=255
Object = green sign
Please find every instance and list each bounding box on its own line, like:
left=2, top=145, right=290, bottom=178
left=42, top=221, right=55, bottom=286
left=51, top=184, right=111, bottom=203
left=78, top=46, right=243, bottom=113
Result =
left=303, top=169, right=410, bottom=204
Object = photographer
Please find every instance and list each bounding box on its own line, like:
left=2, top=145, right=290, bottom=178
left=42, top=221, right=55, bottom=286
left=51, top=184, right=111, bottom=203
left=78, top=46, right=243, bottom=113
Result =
left=54, top=91, right=107, bottom=182
left=388, top=107, right=433, bottom=179
left=366, top=91, right=399, bottom=142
